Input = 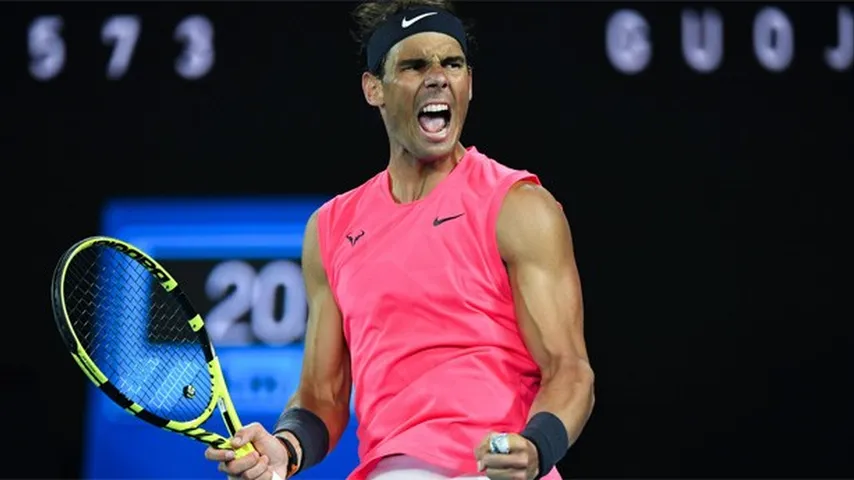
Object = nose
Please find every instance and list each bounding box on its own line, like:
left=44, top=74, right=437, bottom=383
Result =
left=423, top=62, right=449, bottom=89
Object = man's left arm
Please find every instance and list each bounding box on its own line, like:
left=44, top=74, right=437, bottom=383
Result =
left=476, top=181, right=595, bottom=479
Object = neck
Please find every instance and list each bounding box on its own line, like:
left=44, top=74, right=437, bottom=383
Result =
left=386, top=142, right=467, bottom=203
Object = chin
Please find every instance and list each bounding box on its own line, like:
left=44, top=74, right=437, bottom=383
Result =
left=411, top=124, right=459, bottom=161
left=413, top=140, right=457, bottom=163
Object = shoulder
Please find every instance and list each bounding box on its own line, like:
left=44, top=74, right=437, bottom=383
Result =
left=497, top=181, right=569, bottom=262
left=466, top=147, right=533, bottom=182
left=307, top=171, right=384, bottom=268
left=316, top=171, right=385, bottom=228
left=323, top=171, right=384, bottom=210
left=463, top=147, right=542, bottom=206
left=499, top=181, right=564, bottom=232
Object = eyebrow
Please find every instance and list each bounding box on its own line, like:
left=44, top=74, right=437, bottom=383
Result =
left=397, top=55, right=467, bottom=69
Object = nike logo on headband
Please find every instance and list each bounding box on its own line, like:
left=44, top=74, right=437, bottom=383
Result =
left=401, top=12, right=438, bottom=28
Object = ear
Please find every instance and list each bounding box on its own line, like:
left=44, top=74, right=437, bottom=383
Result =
left=362, top=72, right=384, bottom=107
left=468, top=66, right=473, bottom=101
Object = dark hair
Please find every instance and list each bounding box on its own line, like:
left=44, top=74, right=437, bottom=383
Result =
left=350, top=0, right=475, bottom=76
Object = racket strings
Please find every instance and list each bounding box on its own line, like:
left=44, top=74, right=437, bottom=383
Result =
left=63, top=246, right=214, bottom=423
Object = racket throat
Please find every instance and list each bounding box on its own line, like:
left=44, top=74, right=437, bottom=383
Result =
left=217, top=397, right=241, bottom=435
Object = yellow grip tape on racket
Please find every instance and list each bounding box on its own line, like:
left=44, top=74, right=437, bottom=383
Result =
left=233, top=442, right=256, bottom=458
left=226, top=441, right=284, bottom=480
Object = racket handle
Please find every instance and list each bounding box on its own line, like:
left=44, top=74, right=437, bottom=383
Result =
left=232, top=442, right=285, bottom=480
left=233, top=442, right=255, bottom=459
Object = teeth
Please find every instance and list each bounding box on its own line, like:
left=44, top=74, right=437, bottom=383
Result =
left=421, top=104, right=449, bottom=114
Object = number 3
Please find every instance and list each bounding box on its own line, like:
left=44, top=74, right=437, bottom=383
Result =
left=174, top=15, right=215, bottom=80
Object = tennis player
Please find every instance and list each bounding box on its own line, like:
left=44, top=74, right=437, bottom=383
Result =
left=204, top=1, right=594, bottom=479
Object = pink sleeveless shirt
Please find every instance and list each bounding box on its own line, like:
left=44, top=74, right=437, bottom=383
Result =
left=316, top=147, right=561, bottom=480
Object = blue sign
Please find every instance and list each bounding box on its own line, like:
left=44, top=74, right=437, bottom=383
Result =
left=86, top=196, right=360, bottom=479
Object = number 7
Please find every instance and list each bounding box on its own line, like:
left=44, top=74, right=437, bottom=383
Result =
left=102, top=15, right=141, bottom=80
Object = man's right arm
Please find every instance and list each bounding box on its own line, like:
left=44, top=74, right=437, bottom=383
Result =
left=275, top=209, right=352, bottom=469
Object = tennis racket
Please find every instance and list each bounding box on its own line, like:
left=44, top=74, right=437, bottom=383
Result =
left=51, top=235, right=283, bottom=480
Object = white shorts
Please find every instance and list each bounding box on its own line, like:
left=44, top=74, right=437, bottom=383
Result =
left=366, top=455, right=488, bottom=480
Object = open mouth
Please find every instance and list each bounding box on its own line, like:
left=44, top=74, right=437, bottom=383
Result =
left=417, top=103, right=451, bottom=135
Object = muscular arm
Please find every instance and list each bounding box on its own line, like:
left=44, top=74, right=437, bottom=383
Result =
left=497, top=182, right=595, bottom=447
left=278, top=210, right=352, bottom=461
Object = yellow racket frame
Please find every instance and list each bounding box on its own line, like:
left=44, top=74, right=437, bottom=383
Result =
left=51, top=235, right=255, bottom=458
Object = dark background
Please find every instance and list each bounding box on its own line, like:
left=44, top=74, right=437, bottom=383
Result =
left=3, top=1, right=852, bottom=478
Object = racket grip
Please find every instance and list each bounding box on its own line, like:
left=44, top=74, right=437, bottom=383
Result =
left=232, top=443, right=284, bottom=480
left=233, top=442, right=255, bottom=459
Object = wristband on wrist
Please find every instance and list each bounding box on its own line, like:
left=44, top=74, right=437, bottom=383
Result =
left=275, top=435, right=299, bottom=478
left=520, top=412, right=570, bottom=480
left=272, top=407, right=330, bottom=475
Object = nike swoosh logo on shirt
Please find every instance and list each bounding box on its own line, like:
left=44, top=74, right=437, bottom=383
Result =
left=401, top=12, right=438, bottom=28
left=433, top=213, right=465, bottom=226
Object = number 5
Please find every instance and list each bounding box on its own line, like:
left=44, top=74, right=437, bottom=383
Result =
left=102, top=15, right=141, bottom=80
left=174, top=15, right=215, bottom=80
left=28, top=16, right=66, bottom=81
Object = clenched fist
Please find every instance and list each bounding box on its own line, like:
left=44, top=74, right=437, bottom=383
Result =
left=474, top=432, right=539, bottom=480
